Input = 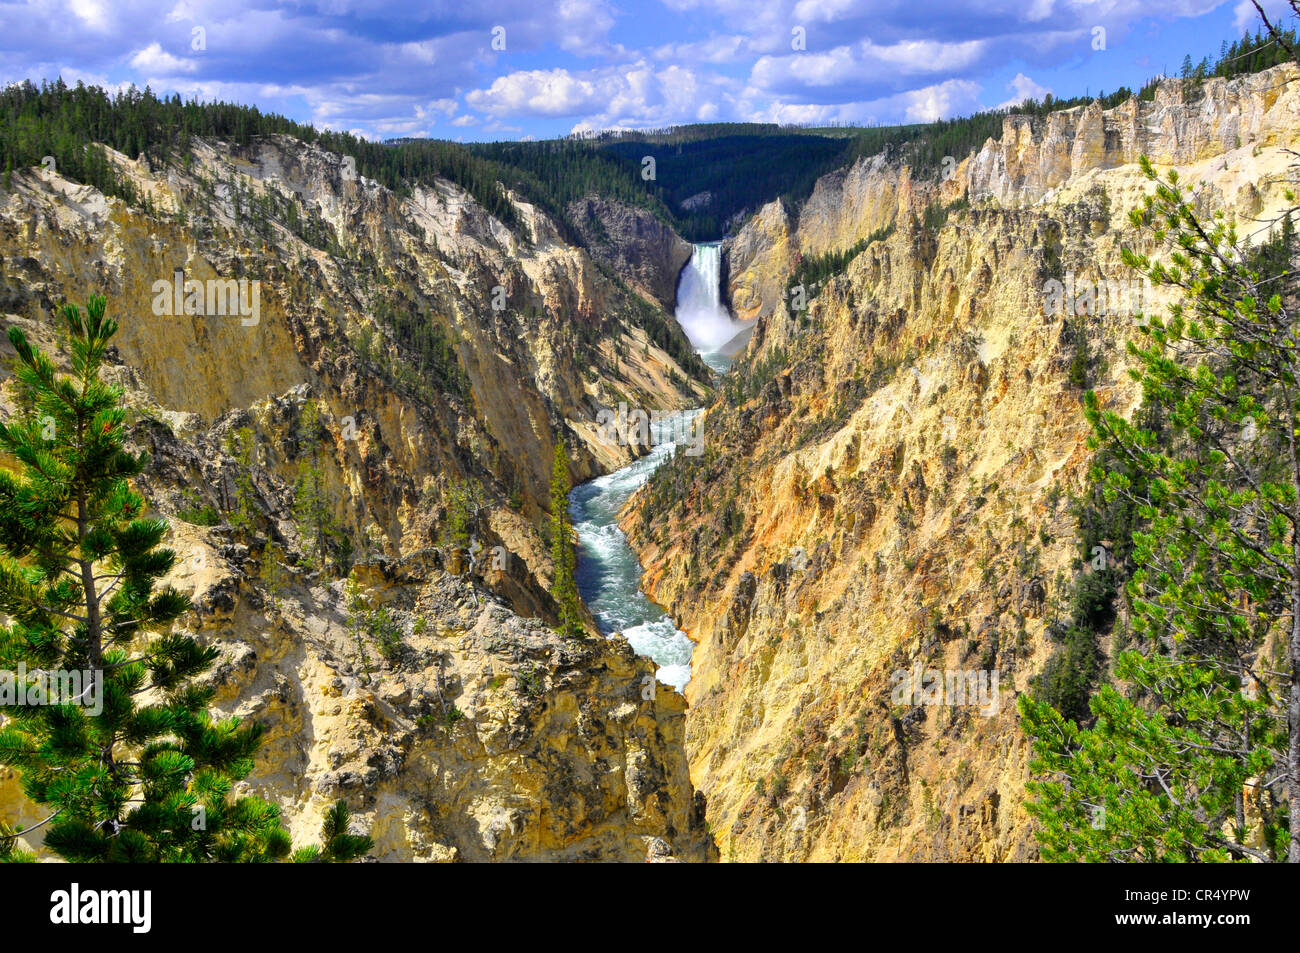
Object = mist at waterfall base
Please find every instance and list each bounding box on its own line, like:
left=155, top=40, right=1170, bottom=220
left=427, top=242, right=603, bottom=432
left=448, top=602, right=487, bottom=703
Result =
left=569, top=413, right=698, bottom=691
left=675, top=243, right=746, bottom=370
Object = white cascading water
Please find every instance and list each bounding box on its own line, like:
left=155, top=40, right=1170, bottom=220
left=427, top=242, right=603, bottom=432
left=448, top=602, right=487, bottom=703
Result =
left=674, top=242, right=745, bottom=355
left=569, top=412, right=699, bottom=691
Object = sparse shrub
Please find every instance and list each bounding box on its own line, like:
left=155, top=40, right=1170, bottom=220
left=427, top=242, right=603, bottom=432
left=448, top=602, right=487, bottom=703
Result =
left=177, top=489, right=220, bottom=525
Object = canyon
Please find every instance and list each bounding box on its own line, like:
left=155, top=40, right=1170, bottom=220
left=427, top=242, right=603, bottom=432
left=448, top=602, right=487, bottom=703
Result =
left=1, top=62, right=1298, bottom=862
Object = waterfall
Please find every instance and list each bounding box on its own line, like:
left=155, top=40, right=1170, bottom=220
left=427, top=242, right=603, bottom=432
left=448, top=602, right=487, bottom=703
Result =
left=675, top=243, right=744, bottom=355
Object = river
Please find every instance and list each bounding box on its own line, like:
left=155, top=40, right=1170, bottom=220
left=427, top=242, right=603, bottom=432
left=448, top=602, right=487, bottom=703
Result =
left=568, top=243, right=741, bottom=692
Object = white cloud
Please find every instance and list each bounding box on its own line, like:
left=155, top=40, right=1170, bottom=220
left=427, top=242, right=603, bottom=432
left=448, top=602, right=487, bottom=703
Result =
left=67, top=0, right=110, bottom=31
left=554, top=0, right=618, bottom=55
left=755, top=100, right=836, bottom=124
left=744, top=76, right=983, bottom=126
left=1, top=0, right=1271, bottom=139
left=871, top=38, right=987, bottom=73
left=792, top=0, right=861, bottom=22
left=750, top=37, right=988, bottom=101
left=651, top=35, right=751, bottom=65
left=902, top=78, right=983, bottom=122
left=128, top=42, right=199, bottom=75
left=1233, top=0, right=1290, bottom=32
left=1024, top=0, right=1054, bottom=22
left=467, top=68, right=604, bottom=117
left=997, top=72, right=1052, bottom=109
left=466, top=61, right=741, bottom=127
left=165, top=1, right=197, bottom=23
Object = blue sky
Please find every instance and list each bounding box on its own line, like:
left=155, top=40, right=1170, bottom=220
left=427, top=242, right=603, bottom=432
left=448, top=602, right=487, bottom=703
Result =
left=0, top=0, right=1291, bottom=141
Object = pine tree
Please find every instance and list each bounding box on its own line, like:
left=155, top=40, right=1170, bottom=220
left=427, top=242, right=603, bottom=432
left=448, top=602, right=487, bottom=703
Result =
left=293, top=459, right=335, bottom=573
left=0, top=296, right=370, bottom=862
left=260, top=540, right=287, bottom=601
left=292, top=399, right=348, bottom=575
left=343, top=574, right=372, bottom=683
left=289, top=801, right=373, bottom=863
left=443, top=479, right=472, bottom=551
left=439, top=477, right=484, bottom=575
left=297, top=395, right=326, bottom=453
left=224, top=426, right=257, bottom=535
left=548, top=439, right=585, bottom=638
left=1020, top=159, right=1297, bottom=862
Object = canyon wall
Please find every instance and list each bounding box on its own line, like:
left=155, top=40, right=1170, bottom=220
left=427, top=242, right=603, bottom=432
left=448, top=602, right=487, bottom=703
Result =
left=628, top=65, right=1300, bottom=860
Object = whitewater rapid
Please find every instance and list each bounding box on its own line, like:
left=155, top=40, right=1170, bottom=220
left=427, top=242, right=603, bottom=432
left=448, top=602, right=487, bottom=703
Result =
left=569, top=413, right=698, bottom=691
left=569, top=244, right=737, bottom=692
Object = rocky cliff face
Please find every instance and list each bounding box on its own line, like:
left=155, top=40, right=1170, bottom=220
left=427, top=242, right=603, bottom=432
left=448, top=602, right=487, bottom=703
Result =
left=626, top=65, right=1300, bottom=861
left=566, top=196, right=694, bottom=311
left=167, top=542, right=712, bottom=862
left=966, top=67, right=1297, bottom=205
left=726, top=67, right=1299, bottom=322
left=0, top=134, right=715, bottom=861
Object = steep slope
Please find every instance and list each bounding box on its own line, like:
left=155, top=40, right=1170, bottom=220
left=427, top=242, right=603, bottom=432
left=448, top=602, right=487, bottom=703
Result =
left=0, top=133, right=715, bottom=861
left=625, top=65, right=1300, bottom=861
left=565, top=196, right=694, bottom=311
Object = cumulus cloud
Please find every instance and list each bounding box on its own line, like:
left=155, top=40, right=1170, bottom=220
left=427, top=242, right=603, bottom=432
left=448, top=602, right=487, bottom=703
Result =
left=901, top=78, right=984, bottom=122
left=467, top=61, right=742, bottom=128
left=651, top=35, right=752, bottom=65
left=743, top=76, right=982, bottom=126
left=468, top=68, right=607, bottom=117
left=129, top=42, right=199, bottom=75
left=751, top=37, right=988, bottom=104
left=67, top=0, right=112, bottom=31
left=997, top=72, right=1052, bottom=108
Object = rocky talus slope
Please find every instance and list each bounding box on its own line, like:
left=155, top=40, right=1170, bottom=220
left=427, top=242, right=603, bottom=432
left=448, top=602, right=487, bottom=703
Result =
left=626, top=65, right=1300, bottom=860
left=0, top=136, right=715, bottom=861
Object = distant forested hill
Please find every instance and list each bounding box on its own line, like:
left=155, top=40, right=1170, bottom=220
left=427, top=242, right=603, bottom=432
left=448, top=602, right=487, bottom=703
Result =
left=0, top=79, right=521, bottom=227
